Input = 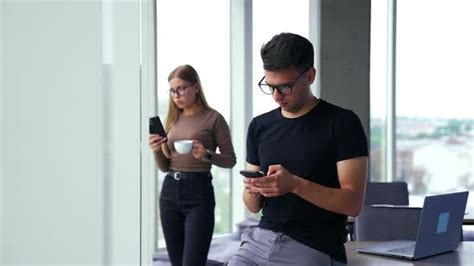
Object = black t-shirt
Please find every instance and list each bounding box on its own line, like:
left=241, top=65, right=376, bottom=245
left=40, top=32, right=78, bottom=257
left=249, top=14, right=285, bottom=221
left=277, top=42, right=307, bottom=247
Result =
left=246, top=100, right=368, bottom=263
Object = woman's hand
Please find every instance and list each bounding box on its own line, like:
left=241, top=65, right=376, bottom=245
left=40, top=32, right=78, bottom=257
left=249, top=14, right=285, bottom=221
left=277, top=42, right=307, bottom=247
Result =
left=148, top=134, right=167, bottom=152
left=191, top=140, right=207, bottom=160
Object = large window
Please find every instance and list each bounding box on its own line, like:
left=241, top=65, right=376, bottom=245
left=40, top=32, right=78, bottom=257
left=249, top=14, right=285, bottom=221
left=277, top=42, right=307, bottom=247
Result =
left=370, top=0, right=389, bottom=182
left=154, top=0, right=310, bottom=250
left=371, top=0, right=474, bottom=217
left=252, top=0, right=309, bottom=116
left=156, top=0, right=231, bottom=248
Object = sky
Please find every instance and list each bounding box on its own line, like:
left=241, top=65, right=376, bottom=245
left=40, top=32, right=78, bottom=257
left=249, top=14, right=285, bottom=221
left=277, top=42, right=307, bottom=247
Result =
left=156, top=0, right=473, bottom=120
left=371, top=0, right=474, bottom=119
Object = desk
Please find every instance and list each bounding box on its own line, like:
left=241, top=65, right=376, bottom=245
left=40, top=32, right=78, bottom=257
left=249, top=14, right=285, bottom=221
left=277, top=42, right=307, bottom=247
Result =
left=346, top=241, right=474, bottom=265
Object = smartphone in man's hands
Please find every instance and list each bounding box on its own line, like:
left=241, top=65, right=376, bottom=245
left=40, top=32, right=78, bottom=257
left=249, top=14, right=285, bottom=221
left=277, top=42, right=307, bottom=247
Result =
left=239, top=170, right=265, bottom=178
left=149, top=116, right=167, bottom=138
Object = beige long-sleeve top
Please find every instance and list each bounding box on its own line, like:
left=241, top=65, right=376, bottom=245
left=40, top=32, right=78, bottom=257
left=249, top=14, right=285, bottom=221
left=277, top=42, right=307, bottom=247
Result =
left=154, top=107, right=236, bottom=172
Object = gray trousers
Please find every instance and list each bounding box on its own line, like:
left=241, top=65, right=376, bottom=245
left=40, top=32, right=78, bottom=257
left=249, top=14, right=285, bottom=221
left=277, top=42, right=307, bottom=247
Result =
left=228, top=228, right=346, bottom=266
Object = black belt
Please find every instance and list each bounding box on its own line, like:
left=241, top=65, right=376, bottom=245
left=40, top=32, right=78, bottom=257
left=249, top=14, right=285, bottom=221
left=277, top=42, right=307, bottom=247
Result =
left=167, top=170, right=211, bottom=181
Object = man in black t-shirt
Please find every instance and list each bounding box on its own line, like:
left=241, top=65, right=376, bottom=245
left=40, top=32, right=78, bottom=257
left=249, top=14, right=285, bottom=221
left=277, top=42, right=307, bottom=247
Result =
left=228, top=33, right=368, bottom=265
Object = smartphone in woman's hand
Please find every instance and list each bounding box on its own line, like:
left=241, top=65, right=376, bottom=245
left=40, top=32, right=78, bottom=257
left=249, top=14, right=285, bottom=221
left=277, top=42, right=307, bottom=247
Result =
left=149, top=116, right=167, bottom=138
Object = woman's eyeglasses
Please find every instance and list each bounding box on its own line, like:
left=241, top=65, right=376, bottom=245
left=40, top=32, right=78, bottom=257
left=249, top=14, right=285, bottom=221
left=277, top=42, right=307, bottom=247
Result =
left=169, top=83, right=195, bottom=97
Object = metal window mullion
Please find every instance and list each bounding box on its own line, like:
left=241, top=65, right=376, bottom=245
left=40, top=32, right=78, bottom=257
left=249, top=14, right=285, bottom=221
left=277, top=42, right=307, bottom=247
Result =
left=386, top=0, right=397, bottom=182
left=230, top=0, right=253, bottom=231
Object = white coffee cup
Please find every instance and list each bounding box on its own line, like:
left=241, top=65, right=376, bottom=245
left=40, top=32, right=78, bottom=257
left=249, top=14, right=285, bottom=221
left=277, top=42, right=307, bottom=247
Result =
left=174, top=140, right=193, bottom=154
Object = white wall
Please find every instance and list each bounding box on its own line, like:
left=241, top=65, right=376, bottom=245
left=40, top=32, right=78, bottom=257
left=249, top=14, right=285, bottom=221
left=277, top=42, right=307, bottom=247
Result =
left=103, top=0, right=143, bottom=265
left=1, top=0, right=145, bottom=265
left=2, top=1, right=104, bottom=264
left=139, top=0, right=158, bottom=260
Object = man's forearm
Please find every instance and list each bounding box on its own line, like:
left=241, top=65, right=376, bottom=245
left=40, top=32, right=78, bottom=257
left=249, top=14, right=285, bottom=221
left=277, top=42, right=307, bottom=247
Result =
left=292, top=177, right=364, bottom=217
left=243, top=190, right=263, bottom=213
left=291, top=157, right=368, bottom=216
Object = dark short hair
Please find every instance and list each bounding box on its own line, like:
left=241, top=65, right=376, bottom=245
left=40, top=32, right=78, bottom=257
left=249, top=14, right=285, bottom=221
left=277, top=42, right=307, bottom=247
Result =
left=260, top=32, right=314, bottom=72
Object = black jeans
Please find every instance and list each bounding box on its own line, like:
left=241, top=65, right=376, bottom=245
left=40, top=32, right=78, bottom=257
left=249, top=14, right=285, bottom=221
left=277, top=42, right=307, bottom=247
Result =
left=159, top=171, right=215, bottom=266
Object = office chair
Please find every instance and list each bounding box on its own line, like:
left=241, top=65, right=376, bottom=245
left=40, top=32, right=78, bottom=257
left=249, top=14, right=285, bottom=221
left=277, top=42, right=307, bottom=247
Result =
left=463, top=226, right=474, bottom=241
left=354, top=205, right=421, bottom=241
left=364, top=181, right=409, bottom=206
left=348, top=181, right=410, bottom=240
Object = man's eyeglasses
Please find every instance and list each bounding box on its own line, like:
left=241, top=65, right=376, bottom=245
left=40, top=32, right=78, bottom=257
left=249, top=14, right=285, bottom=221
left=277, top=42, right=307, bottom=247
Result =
left=169, top=83, right=195, bottom=97
left=258, top=69, right=310, bottom=96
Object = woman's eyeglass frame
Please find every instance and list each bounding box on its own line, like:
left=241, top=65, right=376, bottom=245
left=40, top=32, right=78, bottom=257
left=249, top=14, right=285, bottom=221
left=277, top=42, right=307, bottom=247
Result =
left=169, top=82, right=196, bottom=97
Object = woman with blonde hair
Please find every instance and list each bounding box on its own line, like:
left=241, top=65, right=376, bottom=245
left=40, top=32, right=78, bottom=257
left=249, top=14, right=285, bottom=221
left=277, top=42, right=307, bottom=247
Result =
left=149, top=64, right=236, bottom=266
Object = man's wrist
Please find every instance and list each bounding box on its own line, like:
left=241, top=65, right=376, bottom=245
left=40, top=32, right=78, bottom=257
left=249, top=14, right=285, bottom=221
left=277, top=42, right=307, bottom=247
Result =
left=247, top=190, right=261, bottom=198
left=291, top=175, right=304, bottom=195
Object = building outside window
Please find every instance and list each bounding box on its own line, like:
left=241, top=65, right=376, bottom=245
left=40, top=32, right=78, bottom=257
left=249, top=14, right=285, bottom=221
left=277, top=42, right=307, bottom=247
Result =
left=370, top=0, right=474, bottom=216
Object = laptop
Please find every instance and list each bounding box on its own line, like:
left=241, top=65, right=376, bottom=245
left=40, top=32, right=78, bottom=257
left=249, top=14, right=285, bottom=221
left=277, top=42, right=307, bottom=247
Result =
left=357, top=191, right=469, bottom=260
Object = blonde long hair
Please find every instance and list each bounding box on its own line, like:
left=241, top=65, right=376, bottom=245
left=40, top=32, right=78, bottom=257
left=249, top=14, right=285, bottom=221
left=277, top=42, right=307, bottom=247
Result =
left=161, top=65, right=210, bottom=157
left=165, top=64, right=210, bottom=130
